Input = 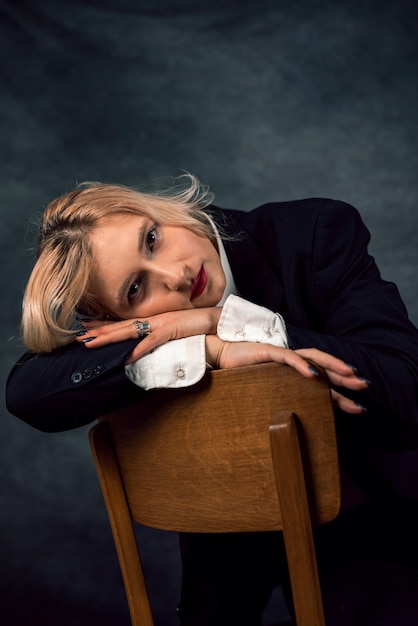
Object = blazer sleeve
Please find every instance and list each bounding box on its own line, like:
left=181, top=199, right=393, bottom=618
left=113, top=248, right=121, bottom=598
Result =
left=285, top=201, right=418, bottom=449
left=5, top=338, right=145, bottom=432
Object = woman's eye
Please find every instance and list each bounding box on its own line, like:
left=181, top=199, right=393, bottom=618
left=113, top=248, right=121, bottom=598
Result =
left=146, top=227, right=158, bottom=252
left=127, top=280, right=141, bottom=301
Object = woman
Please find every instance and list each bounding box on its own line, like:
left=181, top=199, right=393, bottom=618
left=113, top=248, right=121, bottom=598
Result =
left=6, top=175, right=418, bottom=624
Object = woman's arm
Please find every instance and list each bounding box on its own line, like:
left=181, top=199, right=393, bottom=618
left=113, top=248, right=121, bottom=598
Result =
left=76, top=306, right=222, bottom=362
left=6, top=339, right=141, bottom=432
left=6, top=294, right=366, bottom=431
left=5, top=307, right=223, bottom=432
left=284, top=201, right=418, bottom=436
left=76, top=295, right=368, bottom=413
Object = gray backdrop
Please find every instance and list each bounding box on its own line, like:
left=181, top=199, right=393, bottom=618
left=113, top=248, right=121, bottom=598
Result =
left=1, top=1, right=417, bottom=625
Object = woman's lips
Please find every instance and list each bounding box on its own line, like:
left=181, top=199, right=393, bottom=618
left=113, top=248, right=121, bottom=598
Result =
left=190, top=266, right=207, bottom=300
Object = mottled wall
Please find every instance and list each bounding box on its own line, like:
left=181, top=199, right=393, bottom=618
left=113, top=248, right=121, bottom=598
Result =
left=1, top=1, right=416, bottom=624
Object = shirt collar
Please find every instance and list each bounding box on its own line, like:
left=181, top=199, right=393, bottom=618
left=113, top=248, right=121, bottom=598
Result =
left=206, top=214, right=237, bottom=305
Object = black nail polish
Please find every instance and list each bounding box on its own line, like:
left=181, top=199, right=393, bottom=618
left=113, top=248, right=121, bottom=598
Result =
left=357, top=377, right=371, bottom=385
left=355, top=403, right=367, bottom=412
left=308, top=365, right=320, bottom=376
left=82, top=336, right=96, bottom=343
left=76, top=330, right=88, bottom=336
left=346, top=363, right=358, bottom=374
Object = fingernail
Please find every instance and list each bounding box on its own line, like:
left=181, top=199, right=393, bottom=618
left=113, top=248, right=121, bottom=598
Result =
left=76, top=330, right=88, bottom=336
left=355, top=403, right=367, bottom=412
left=308, top=365, right=320, bottom=376
left=357, top=377, right=371, bottom=385
left=346, top=363, right=358, bottom=374
left=82, top=336, right=96, bottom=343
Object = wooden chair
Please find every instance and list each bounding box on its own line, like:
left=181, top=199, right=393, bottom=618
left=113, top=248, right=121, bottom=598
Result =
left=89, top=362, right=340, bottom=626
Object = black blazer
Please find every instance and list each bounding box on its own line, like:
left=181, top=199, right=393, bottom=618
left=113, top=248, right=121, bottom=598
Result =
left=6, top=198, right=418, bottom=499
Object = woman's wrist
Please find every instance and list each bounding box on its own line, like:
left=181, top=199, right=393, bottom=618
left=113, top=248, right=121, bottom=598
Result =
left=205, top=335, right=224, bottom=369
left=206, top=306, right=222, bottom=335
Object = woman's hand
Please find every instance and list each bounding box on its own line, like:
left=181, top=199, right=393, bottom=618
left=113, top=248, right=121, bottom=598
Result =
left=205, top=337, right=369, bottom=414
left=77, top=314, right=369, bottom=414
left=295, top=347, right=369, bottom=414
left=75, top=307, right=222, bottom=363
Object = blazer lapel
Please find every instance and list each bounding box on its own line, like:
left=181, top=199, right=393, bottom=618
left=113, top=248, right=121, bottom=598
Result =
left=220, top=208, right=284, bottom=313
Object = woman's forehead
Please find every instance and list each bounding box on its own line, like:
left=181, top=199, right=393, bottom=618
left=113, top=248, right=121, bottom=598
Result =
left=95, top=211, right=148, bottom=230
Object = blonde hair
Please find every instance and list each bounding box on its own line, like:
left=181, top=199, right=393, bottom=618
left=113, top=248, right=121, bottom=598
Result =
left=22, top=174, right=216, bottom=353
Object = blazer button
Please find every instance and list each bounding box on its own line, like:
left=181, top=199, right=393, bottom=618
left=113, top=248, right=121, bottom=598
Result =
left=93, top=365, right=105, bottom=376
left=71, top=371, right=83, bottom=384
left=83, top=368, right=93, bottom=380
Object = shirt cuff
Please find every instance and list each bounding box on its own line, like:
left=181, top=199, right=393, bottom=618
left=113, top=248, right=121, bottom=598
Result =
left=218, top=294, right=288, bottom=348
left=125, top=336, right=206, bottom=390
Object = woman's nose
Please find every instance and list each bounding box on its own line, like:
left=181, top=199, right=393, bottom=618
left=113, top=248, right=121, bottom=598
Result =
left=152, top=263, right=188, bottom=292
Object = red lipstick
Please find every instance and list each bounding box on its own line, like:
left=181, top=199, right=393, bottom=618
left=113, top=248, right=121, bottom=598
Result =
left=191, top=266, right=207, bottom=300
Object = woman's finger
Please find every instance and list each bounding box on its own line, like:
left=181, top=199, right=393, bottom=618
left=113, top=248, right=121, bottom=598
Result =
left=125, top=336, right=157, bottom=364
left=330, top=390, right=366, bottom=414
left=295, top=348, right=355, bottom=376
left=326, top=370, right=369, bottom=391
left=295, top=348, right=370, bottom=390
left=75, top=319, right=139, bottom=346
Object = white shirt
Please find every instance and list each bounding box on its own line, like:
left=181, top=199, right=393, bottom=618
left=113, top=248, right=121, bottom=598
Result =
left=125, top=225, right=288, bottom=390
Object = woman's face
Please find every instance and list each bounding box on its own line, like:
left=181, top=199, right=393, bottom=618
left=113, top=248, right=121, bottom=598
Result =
left=89, top=213, right=226, bottom=319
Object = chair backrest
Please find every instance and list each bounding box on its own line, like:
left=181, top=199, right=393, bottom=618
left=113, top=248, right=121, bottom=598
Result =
left=89, top=362, right=340, bottom=626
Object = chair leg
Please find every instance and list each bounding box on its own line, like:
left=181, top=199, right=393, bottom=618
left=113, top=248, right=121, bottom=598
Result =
left=269, top=412, right=326, bottom=626
left=90, top=423, right=154, bottom=626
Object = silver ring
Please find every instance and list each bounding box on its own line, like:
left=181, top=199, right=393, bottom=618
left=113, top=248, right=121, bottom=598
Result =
left=133, top=320, right=151, bottom=338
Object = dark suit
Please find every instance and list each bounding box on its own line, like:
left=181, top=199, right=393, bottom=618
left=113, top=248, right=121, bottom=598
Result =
left=6, top=198, right=418, bottom=624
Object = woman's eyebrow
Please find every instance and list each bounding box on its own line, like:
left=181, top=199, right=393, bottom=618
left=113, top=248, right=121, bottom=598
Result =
left=117, top=222, right=148, bottom=303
